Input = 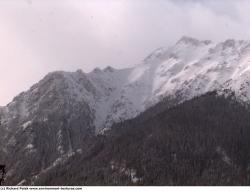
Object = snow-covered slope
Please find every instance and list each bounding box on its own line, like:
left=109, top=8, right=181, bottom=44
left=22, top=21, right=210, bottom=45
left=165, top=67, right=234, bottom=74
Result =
left=3, top=36, right=250, bottom=134
left=88, top=36, right=250, bottom=132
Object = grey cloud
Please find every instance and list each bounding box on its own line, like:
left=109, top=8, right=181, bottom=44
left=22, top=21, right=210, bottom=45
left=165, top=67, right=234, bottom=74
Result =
left=1, top=0, right=250, bottom=105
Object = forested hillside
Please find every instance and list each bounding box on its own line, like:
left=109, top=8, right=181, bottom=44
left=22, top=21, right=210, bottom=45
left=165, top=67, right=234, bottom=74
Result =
left=33, top=92, right=250, bottom=186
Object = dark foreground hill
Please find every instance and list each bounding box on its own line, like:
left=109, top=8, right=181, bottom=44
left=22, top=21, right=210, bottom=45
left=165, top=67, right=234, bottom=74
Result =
left=32, top=92, right=250, bottom=186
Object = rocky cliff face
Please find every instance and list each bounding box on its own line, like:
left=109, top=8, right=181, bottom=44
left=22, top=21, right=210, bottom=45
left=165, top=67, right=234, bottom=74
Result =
left=0, top=71, right=95, bottom=184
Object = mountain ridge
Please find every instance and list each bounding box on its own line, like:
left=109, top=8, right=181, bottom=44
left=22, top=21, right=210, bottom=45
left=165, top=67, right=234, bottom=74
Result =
left=3, top=36, right=250, bottom=132
left=2, top=36, right=250, bottom=185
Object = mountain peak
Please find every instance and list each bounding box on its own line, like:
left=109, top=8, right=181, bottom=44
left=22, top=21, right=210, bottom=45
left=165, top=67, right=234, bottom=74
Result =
left=92, top=67, right=102, bottom=73
left=103, top=66, right=116, bottom=73
left=143, top=47, right=168, bottom=63
left=221, top=39, right=237, bottom=49
left=177, top=36, right=212, bottom=46
left=76, top=69, right=84, bottom=74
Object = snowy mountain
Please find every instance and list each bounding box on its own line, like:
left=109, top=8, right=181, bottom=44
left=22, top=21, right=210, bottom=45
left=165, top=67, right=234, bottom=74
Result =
left=89, top=36, right=250, bottom=131
left=3, top=37, right=250, bottom=133
left=2, top=36, right=250, bottom=185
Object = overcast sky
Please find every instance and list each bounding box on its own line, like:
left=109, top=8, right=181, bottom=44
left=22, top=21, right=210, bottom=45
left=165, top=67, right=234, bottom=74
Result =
left=1, top=0, right=250, bottom=105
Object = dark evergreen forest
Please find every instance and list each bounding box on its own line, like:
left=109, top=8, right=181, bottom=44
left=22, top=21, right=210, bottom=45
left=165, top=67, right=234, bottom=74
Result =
left=32, top=92, right=250, bottom=186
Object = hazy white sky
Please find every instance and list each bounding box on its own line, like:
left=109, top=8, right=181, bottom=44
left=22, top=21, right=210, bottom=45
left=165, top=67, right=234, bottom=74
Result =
left=1, top=0, right=250, bottom=105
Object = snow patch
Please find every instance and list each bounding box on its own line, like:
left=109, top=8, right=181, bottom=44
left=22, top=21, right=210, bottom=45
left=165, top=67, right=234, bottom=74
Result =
left=110, top=160, right=142, bottom=184
left=22, top=120, right=32, bottom=130
left=25, top=144, right=34, bottom=150
left=17, top=179, right=26, bottom=186
left=216, top=146, right=233, bottom=166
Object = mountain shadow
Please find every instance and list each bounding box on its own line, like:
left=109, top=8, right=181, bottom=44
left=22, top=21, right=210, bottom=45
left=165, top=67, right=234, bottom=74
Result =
left=16, top=91, right=250, bottom=185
